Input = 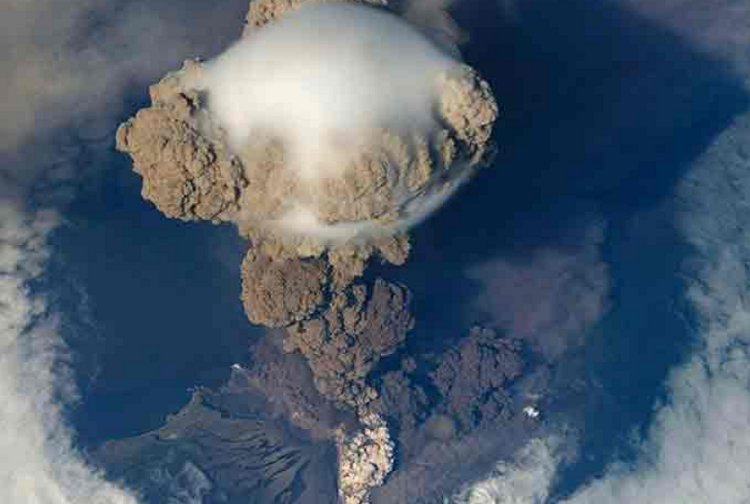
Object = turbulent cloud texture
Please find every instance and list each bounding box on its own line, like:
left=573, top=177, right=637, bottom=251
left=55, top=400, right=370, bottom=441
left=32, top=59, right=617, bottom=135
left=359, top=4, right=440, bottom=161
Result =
left=0, top=203, right=141, bottom=504
left=0, top=0, right=495, bottom=501
left=117, top=1, right=498, bottom=252
left=7, top=1, right=750, bottom=503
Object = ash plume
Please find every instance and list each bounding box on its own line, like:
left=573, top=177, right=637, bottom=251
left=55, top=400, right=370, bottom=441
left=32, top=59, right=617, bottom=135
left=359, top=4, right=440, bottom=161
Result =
left=198, top=3, right=454, bottom=163
left=117, top=0, right=498, bottom=256
left=115, top=0, right=498, bottom=421
left=113, top=4, right=498, bottom=501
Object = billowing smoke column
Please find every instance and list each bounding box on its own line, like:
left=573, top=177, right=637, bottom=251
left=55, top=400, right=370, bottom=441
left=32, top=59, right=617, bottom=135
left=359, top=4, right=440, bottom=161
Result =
left=117, top=0, right=498, bottom=260
left=201, top=3, right=453, bottom=168
left=116, top=0, right=499, bottom=419
left=116, top=4, right=498, bottom=501
left=117, top=0, right=498, bottom=410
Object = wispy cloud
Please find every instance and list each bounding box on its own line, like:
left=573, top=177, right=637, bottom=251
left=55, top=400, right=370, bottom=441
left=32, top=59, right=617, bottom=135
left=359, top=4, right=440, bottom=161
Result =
left=448, top=0, right=750, bottom=498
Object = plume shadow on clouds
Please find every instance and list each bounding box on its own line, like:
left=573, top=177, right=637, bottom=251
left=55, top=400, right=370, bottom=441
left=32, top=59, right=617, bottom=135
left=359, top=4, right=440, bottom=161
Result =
left=372, top=0, right=748, bottom=499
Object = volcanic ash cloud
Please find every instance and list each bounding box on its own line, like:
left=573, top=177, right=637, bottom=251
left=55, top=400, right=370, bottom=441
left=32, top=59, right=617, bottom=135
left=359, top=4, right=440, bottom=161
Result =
left=116, top=0, right=498, bottom=262
left=115, top=7, right=499, bottom=490
left=115, top=2, right=497, bottom=502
